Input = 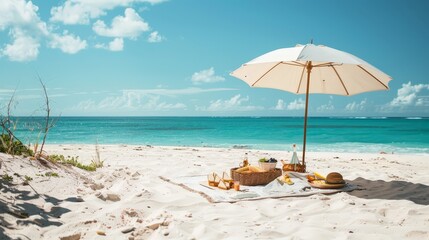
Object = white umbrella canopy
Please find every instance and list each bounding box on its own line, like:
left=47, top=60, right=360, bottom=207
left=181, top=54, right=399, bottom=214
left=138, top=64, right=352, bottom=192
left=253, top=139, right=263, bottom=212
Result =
left=231, top=43, right=392, bottom=172
left=231, top=44, right=392, bottom=95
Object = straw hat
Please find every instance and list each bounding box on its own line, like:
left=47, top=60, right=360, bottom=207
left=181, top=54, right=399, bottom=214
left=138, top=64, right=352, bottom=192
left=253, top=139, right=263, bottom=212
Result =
left=326, top=172, right=345, bottom=184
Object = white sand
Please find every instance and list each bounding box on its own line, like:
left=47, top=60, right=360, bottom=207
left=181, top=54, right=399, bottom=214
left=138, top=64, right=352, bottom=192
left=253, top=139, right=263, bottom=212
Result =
left=1, top=144, right=428, bottom=239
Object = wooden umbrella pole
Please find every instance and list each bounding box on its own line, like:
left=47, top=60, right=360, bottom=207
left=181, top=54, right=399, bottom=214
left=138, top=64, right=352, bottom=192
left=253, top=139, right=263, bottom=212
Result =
left=302, top=61, right=312, bottom=172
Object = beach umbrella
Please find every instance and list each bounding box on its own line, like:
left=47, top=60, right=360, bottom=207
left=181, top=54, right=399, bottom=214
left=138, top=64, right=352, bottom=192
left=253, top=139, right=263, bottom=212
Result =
left=230, top=43, right=392, bottom=172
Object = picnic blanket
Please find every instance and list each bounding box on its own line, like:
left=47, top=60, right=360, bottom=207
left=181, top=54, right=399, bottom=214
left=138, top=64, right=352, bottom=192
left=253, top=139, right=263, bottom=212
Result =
left=160, top=172, right=358, bottom=203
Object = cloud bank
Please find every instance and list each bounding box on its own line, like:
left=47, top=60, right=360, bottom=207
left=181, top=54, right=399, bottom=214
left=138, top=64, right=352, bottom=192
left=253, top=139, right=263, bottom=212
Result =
left=0, top=0, right=165, bottom=61
left=191, top=67, right=225, bottom=85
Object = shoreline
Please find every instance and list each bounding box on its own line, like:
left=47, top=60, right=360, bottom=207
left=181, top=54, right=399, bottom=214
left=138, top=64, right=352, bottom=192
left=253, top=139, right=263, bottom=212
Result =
left=45, top=143, right=429, bottom=156
left=1, top=144, right=428, bottom=239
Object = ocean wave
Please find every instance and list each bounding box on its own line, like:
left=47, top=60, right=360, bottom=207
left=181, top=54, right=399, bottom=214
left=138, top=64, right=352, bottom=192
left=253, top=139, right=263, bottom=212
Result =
left=406, top=117, right=423, bottom=120
left=232, top=145, right=251, bottom=149
left=212, top=142, right=429, bottom=154
left=308, top=143, right=429, bottom=154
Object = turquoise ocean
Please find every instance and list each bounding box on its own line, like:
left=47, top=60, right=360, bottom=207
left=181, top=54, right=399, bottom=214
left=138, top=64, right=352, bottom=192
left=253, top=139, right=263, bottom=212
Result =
left=12, top=117, right=429, bottom=154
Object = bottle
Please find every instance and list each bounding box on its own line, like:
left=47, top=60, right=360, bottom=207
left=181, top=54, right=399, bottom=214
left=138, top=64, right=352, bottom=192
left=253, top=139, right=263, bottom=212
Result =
left=241, top=152, right=249, bottom=167
left=290, top=144, right=300, bottom=171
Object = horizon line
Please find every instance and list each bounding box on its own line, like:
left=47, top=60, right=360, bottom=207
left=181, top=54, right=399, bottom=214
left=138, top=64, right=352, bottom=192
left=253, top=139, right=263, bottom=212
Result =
left=9, top=115, right=428, bottom=118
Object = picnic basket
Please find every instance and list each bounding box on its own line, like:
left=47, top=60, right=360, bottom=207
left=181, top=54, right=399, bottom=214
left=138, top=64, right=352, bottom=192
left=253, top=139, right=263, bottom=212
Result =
left=230, top=167, right=282, bottom=186
left=282, top=163, right=306, bottom=173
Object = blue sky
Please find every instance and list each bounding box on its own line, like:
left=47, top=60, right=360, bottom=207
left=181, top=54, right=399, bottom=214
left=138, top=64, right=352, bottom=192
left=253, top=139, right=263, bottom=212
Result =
left=0, top=0, right=428, bottom=117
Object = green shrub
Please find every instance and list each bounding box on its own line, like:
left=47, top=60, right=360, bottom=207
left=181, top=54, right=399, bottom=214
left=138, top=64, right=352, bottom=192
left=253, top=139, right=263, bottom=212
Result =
left=0, top=134, right=33, bottom=156
left=1, top=174, right=13, bottom=182
left=23, top=175, right=33, bottom=185
left=48, top=154, right=97, bottom=172
left=45, top=172, right=59, bottom=177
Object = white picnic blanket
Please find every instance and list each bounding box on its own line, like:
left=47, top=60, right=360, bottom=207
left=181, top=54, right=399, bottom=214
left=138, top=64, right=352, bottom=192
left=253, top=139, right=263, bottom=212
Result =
left=160, top=172, right=357, bottom=203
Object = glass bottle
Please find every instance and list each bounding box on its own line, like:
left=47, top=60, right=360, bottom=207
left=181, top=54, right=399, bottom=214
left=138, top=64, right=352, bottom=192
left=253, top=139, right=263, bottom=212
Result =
left=241, top=152, right=249, bottom=167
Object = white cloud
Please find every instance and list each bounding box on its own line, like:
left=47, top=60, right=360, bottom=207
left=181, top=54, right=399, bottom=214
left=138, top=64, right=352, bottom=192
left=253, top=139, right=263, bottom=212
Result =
left=0, top=0, right=47, bottom=33
left=108, top=37, right=124, bottom=51
left=197, top=94, right=263, bottom=112
left=273, top=99, right=286, bottom=110
left=287, top=98, right=305, bottom=110
left=92, top=8, right=149, bottom=39
left=148, top=31, right=164, bottom=43
left=207, top=94, right=247, bottom=111
left=416, top=97, right=429, bottom=106
left=95, top=37, right=124, bottom=51
left=49, top=31, right=87, bottom=54
left=0, top=0, right=49, bottom=61
left=1, top=1, right=164, bottom=61
left=345, top=99, right=367, bottom=112
left=50, top=0, right=166, bottom=25
left=1, top=28, right=40, bottom=61
left=143, top=0, right=167, bottom=4
left=389, top=82, right=429, bottom=107
left=317, top=96, right=335, bottom=112
left=0, top=89, right=15, bottom=93
left=76, top=99, right=97, bottom=110
left=191, top=67, right=225, bottom=85
left=154, top=100, right=186, bottom=110
left=50, top=1, right=100, bottom=25
left=75, top=90, right=187, bottom=111
left=122, top=87, right=237, bottom=96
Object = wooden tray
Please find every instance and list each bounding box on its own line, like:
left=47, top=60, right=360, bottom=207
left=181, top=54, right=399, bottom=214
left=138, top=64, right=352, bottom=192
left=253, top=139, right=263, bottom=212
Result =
left=309, top=180, right=345, bottom=189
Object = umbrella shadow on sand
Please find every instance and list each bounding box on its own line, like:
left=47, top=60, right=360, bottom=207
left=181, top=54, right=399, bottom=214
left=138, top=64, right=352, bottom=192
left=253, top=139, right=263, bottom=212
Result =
left=346, top=177, right=429, bottom=205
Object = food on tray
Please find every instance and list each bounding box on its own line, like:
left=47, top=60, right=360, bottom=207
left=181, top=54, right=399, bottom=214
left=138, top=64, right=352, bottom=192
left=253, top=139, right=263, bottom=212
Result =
left=217, top=179, right=230, bottom=190
left=222, top=171, right=232, bottom=181
left=311, top=180, right=326, bottom=185
left=308, top=172, right=346, bottom=189
left=233, top=181, right=240, bottom=191
left=236, top=166, right=249, bottom=173
left=258, top=157, right=278, bottom=163
left=214, top=174, right=221, bottom=186
left=207, top=172, right=221, bottom=187
left=313, top=172, right=326, bottom=180
left=309, top=179, right=345, bottom=189
left=249, top=165, right=265, bottom=172
left=283, top=174, right=294, bottom=185
left=222, top=171, right=234, bottom=188
left=277, top=174, right=294, bottom=185
left=325, top=172, right=345, bottom=184
left=306, top=174, right=315, bottom=182
left=235, top=165, right=266, bottom=173
left=207, top=171, right=242, bottom=190
left=207, top=172, right=215, bottom=186
left=259, top=158, right=278, bottom=163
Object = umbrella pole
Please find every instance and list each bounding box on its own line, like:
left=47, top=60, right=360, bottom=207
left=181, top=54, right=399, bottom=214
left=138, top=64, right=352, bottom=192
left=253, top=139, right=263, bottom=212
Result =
left=302, top=62, right=312, bottom=172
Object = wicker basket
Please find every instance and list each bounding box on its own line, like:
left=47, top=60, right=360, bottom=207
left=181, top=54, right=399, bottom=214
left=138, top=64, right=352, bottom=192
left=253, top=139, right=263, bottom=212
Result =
left=230, top=168, right=282, bottom=186
left=282, top=163, right=306, bottom=173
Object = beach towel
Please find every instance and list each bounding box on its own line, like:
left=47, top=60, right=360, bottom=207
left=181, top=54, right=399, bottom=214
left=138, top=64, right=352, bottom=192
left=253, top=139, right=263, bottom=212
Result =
left=160, top=172, right=358, bottom=203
